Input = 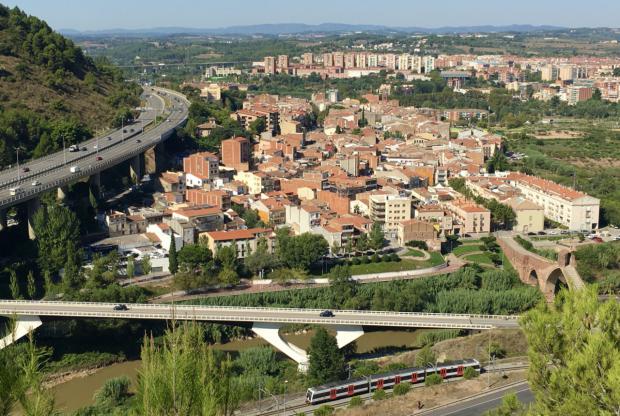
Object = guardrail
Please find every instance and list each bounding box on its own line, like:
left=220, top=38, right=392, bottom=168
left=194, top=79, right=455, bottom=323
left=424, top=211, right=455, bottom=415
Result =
left=0, top=309, right=506, bottom=329
left=0, top=300, right=520, bottom=321
left=0, top=107, right=188, bottom=209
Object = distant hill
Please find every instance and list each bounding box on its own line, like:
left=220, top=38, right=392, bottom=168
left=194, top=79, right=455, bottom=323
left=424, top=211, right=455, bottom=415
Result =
left=0, top=4, right=141, bottom=168
left=60, top=23, right=566, bottom=37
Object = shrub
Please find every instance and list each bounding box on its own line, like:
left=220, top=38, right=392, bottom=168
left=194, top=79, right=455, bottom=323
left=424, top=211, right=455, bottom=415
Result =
left=314, top=405, right=335, bottom=416
left=393, top=382, right=411, bottom=396
left=425, top=373, right=443, bottom=386
left=417, top=329, right=462, bottom=347
left=360, top=256, right=370, bottom=264
left=463, top=366, right=479, bottom=380
left=489, top=342, right=506, bottom=359
left=351, top=257, right=361, bottom=265
left=94, top=376, right=131, bottom=406
left=371, top=253, right=381, bottom=263
left=372, top=388, right=387, bottom=400
left=390, top=253, right=401, bottom=262
left=348, top=396, right=363, bottom=407
left=381, top=255, right=390, bottom=262
left=406, top=240, right=428, bottom=250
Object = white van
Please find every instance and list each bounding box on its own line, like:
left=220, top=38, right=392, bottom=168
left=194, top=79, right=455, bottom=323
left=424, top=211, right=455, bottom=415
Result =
left=70, top=166, right=81, bottom=173
left=9, top=186, right=22, bottom=195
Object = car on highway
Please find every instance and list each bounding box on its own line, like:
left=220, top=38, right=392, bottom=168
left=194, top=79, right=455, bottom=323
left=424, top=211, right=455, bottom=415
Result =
left=107, top=136, right=112, bottom=141
left=31, top=180, right=40, bottom=186
left=136, top=139, right=141, bottom=143
left=22, top=167, right=30, bottom=173
left=319, top=310, right=334, bottom=318
left=96, top=156, right=103, bottom=161
left=9, top=186, right=22, bottom=195
left=123, top=129, right=127, bottom=133
left=81, top=146, right=87, bottom=151
left=130, top=128, right=135, bottom=132
left=113, top=304, right=128, bottom=311
left=93, top=144, right=98, bottom=150
left=69, top=166, right=81, bottom=173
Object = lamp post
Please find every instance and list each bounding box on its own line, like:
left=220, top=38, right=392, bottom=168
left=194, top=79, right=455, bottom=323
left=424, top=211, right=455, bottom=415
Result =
left=15, top=147, right=21, bottom=181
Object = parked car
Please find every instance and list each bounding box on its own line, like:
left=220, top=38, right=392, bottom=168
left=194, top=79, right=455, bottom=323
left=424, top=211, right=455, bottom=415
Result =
left=113, top=304, right=128, bottom=311
left=319, top=310, right=334, bottom=318
left=22, top=167, right=29, bottom=173
left=537, top=231, right=546, bottom=235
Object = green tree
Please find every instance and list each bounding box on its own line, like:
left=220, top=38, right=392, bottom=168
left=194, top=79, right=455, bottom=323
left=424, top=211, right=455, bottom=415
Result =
left=328, top=265, right=358, bottom=307
left=62, top=241, right=83, bottom=291
left=27, top=271, right=36, bottom=300
left=33, top=204, right=80, bottom=275
left=216, top=245, right=238, bottom=272
left=415, top=345, right=436, bottom=367
left=425, top=373, right=442, bottom=386
left=177, top=243, right=213, bottom=273
left=278, top=233, right=329, bottom=271
left=356, top=233, right=369, bottom=252
left=463, top=366, right=479, bottom=380
left=368, top=223, right=384, bottom=251
left=135, top=323, right=237, bottom=415
left=126, top=257, right=135, bottom=280
left=244, top=237, right=278, bottom=277
left=307, top=327, right=346, bottom=386
left=249, top=117, right=266, bottom=135
left=168, top=238, right=178, bottom=275
left=94, top=376, right=130, bottom=407
left=520, top=287, right=620, bottom=414
left=9, top=269, right=21, bottom=300
left=141, top=255, right=152, bottom=276
left=218, top=268, right=239, bottom=287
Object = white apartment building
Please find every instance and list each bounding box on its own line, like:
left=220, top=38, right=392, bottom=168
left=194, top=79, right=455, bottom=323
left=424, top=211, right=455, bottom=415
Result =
left=508, top=173, right=599, bottom=231
left=285, top=204, right=322, bottom=234
left=369, top=194, right=412, bottom=239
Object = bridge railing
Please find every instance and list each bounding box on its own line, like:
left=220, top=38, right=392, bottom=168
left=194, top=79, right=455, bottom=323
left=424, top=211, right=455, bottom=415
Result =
left=0, top=300, right=520, bottom=321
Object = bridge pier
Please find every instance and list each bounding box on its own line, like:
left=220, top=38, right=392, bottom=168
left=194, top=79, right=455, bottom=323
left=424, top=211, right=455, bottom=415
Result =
left=0, top=315, right=43, bottom=349
left=57, top=185, right=68, bottom=202
left=130, top=154, right=143, bottom=184
left=27, top=197, right=40, bottom=240
left=251, top=322, right=364, bottom=372
left=144, top=144, right=163, bottom=175
left=0, top=208, right=6, bottom=231
left=90, top=172, right=101, bottom=197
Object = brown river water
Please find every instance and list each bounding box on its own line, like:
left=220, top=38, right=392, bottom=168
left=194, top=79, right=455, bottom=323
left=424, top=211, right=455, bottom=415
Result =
left=51, top=329, right=425, bottom=413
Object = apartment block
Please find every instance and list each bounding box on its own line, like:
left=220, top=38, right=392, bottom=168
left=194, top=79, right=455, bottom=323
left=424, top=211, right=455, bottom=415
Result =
left=183, top=151, right=219, bottom=188
left=369, top=194, right=412, bottom=240
left=221, top=137, right=251, bottom=172
left=202, top=228, right=274, bottom=258
left=443, top=199, right=491, bottom=234
left=508, top=173, right=599, bottom=231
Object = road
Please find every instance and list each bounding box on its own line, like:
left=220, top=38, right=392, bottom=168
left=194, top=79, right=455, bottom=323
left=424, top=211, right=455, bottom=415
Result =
left=418, top=381, right=533, bottom=416
left=0, top=87, right=189, bottom=210
left=0, top=300, right=520, bottom=330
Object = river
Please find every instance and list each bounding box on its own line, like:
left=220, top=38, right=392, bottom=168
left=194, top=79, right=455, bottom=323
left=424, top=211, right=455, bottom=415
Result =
left=51, top=329, right=426, bottom=413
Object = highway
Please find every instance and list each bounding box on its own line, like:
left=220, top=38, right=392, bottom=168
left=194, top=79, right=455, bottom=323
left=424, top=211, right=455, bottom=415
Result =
left=0, top=300, right=520, bottom=330
left=0, top=86, right=189, bottom=210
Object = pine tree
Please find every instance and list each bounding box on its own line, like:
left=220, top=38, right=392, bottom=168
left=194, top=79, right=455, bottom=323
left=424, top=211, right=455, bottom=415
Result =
left=169, top=237, right=178, bottom=275
left=9, top=269, right=21, bottom=300
left=141, top=255, right=152, bottom=275
left=307, top=327, right=346, bottom=385
left=126, top=256, right=135, bottom=279
left=26, top=271, right=36, bottom=299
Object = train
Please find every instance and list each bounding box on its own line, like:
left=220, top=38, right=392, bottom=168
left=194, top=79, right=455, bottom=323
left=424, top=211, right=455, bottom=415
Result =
left=306, top=358, right=480, bottom=405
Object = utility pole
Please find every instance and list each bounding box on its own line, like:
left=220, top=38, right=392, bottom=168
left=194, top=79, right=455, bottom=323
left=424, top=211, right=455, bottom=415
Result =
left=15, top=147, right=20, bottom=181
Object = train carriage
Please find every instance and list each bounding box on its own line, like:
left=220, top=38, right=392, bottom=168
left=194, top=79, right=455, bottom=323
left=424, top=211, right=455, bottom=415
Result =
left=306, top=359, right=480, bottom=405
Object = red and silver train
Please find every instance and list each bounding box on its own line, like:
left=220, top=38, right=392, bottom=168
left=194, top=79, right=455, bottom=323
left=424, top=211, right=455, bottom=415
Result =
left=306, top=358, right=480, bottom=405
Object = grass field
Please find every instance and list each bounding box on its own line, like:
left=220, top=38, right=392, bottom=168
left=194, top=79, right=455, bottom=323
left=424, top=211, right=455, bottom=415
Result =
left=347, top=254, right=445, bottom=275
left=452, top=244, right=483, bottom=257
left=404, top=249, right=426, bottom=258
left=463, top=253, right=494, bottom=265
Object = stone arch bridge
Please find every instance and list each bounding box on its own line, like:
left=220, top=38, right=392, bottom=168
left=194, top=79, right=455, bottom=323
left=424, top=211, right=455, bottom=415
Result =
left=497, top=233, right=585, bottom=301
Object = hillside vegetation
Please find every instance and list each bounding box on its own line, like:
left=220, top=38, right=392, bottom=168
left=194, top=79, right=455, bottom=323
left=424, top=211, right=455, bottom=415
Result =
left=0, top=4, right=141, bottom=168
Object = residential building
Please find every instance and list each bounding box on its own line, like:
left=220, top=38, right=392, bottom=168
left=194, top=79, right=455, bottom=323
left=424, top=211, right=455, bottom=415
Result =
left=234, top=171, right=277, bottom=195
left=186, top=189, right=231, bottom=210
left=369, top=194, right=413, bottom=240
left=183, top=151, right=219, bottom=188
left=397, top=219, right=438, bottom=249
left=105, top=211, right=148, bottom=237
left=202, top=228, right=274, bottom=258
left=264, top=56, right=276, bottom=74
left=221, top=137, right=251, bottom=171
left=285, top=203, right=322, bottom=234
left=505, top=196, right=545, bottom=233
left=508, top=173, right=600, bottom=230
left=443, top=199, right=491, bottom=234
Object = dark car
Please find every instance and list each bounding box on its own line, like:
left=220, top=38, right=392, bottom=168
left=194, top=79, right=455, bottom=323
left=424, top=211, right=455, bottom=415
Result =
left=22, top=167, right=30, bottom=173
left=96, top=156, right=103, bottom=161
left=136, top=139, right=142, bottom=143
left=123, top=129, right=127, bottom=133
left=537, top=231, right=547, bottom=235
left=107, top=136, right=112, bottom=141
left=130, top=128, right=135, bottom=132
left=113, top=304, right=128, bottom=311
left=319, top=310, right=334, bottom=318
left=527, top=232, right=536, bottom=236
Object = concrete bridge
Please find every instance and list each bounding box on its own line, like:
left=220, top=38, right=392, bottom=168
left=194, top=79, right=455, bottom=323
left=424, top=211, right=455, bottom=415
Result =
left=0, top=300, right=520, bottom=371
left=497, top=233, right=585, bottom=301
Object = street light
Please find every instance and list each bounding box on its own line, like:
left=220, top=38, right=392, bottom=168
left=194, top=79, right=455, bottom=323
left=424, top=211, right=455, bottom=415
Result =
left=62, top=135, right=67, bottom=165
left=15, top=147, right=21, bottom=181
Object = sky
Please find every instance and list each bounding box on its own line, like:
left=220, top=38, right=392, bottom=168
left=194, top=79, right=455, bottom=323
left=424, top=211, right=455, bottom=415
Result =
left=4, top=0, right=620, bottom=31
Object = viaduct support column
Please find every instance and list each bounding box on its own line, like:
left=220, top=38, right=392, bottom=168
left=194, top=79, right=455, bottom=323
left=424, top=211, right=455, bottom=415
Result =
left=144, top=144, right=163, bottom=176
left=0, top=208, right=7, bottom=232
left=0, top=315, right=43, bottom=349
left=57, top=185, right=68, bottom=202
left=130, top=154, right=142, bottom=184
left=90, top=172, right=101, bottom=196
left=27, top=197, right=41, bottom=240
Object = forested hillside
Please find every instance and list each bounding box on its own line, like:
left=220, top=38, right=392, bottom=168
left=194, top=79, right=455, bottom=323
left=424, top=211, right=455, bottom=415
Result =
left=0, top=4, right=141, bottom=168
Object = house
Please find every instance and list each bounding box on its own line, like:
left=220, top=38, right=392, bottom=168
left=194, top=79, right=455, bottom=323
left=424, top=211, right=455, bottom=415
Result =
left=397, top=219, right=438, bottom=249
left=202, top=228, right=274, bottom=258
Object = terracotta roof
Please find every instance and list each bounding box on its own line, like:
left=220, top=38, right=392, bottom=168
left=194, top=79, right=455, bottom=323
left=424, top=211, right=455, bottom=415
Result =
left=206, top=227, right=272, bottom=241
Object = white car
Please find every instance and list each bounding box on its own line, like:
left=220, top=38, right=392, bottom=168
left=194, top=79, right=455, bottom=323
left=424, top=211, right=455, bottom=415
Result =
left=31, top=180, right=40, bottom=186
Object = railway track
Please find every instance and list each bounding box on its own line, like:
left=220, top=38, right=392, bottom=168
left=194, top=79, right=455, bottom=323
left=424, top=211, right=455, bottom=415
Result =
left=255, top=363, right=529, bottom=416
